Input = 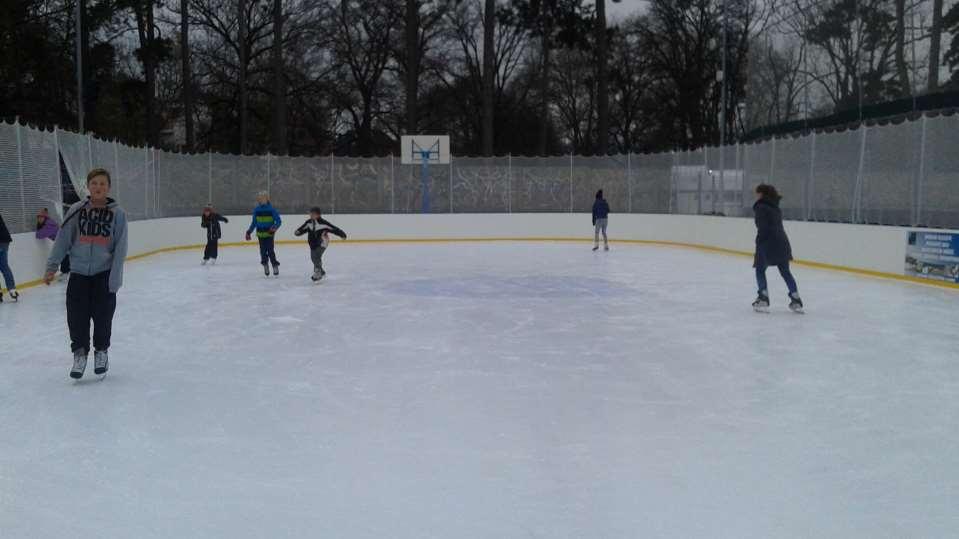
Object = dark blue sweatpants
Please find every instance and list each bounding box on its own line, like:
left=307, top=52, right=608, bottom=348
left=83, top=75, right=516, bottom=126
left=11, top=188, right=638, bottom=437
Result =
left=258, top=236, right=279, bottom=266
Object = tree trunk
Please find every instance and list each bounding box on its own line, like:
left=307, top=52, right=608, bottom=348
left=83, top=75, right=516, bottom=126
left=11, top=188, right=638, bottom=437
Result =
left=405, top=0, right=420, bottom=134
left=271, top=0, right=287, bottom=154
left=135, top=1, right=158, bottom=147
left=929, top=0, right=944, bottom=91
left=481, top=0, right=495, bottom=156
left=181, top=0, right=194, bottom=151
left=537, top=14, right=552, bottom=156
left=894, top=0, right=910, bottom=97
left=80, top=0, right=96, bottom=134
left=595, top=0, right=609, bottom=155
left=238, top=0, right=248, bottom=154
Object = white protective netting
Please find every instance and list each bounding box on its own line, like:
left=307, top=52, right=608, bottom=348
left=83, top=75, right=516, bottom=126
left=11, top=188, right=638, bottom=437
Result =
left=1, top=115, right=959, bottom=234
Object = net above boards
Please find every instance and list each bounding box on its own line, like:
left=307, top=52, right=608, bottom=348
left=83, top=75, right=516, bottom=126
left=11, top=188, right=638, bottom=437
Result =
left=1, top=114, right=958, bottom=234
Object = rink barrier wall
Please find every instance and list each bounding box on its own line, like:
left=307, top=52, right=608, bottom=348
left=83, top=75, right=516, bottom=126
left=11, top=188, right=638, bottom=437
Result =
left=5, top=214, right=958, bottom=292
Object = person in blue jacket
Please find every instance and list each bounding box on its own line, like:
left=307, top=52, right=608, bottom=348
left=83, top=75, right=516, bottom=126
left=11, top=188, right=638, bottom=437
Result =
left=592, top=189, right=610, bottom=251
left=752, top=184, right=803, bottom=313
left=245, top=191, right=282, bottom=276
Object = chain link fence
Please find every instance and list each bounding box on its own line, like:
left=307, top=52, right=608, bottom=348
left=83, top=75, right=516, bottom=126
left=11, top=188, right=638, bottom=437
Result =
left=1, top=114, right=958, bottom=234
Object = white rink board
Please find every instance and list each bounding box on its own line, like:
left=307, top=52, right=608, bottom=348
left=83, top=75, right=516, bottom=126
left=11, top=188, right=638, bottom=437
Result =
left=2, top=242, right=958, bottom=538
left=5, top=213, right=956, bottom=289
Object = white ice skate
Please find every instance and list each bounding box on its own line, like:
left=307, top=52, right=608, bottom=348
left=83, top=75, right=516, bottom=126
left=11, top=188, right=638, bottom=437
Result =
left=201, top=259, right=207, bottom=266
left=94, top=350, right=109, bottom=377
left=70, top=349, right=87, bottom=379
left=1, top=289, right=20, bottom=303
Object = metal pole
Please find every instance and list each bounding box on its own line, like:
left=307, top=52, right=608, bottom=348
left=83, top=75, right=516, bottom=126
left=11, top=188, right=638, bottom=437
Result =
left=853, top=126, right=867, bottom=223
left=76, top=0, right=84, bottom=133
left=144, top=147, right=149, bottom=219
left=330, top=153, right=335, bottom=214
left=626, top=152, right=632, bottom=213
left=266, top=153, right=271, bottom=197
left=449, top=154, right=453, bottom=213
left=915, top=116, right=927, bottom=226
left=719, top=0, right=727, bottom=218
left=569, top=153, right=573, bottom=212
left=668, top=151, right=675, bottom=214
left=420, top=152, right=430, bottom=213
left=113, top=139, right=120, bottom=201
left=208, top=150, right=213, bottom=204
left=390, top=153, right=395, bottom=214
left=769, top=137, right=776, bottom=185
left=16, top=121, right=27, bottom=229
left=54, top=127, right=63, bottom=216
left=807, top=132, right=817, bottom=221
left=507, top=153, right=512, bottom=213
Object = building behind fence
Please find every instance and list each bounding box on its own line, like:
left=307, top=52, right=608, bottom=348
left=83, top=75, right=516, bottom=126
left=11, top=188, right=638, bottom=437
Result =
left=1, top=113, right=958, bottom=235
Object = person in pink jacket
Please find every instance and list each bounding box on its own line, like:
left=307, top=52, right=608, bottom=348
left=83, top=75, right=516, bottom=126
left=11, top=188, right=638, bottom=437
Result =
left=36, top=208, right=70, bottom=275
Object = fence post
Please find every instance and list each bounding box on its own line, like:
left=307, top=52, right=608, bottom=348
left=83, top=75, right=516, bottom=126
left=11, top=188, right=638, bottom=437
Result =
left=113, top=140, right=120, bottom=202
left=86, top=132, right=93, bottom=173
left=769, top=137, right=777, bottom=184
left=806, top=132, right=816, bottom=221
left=626, top=152, right=632, bottom=213
left=449, top=153, right=453, bottom=213
left=144, top=147, right=149, bottom=219
left=569, top=153, right=573, bottom=212
left=668, top=151, right=675, bottom=214
left=390, top=153, right=395, bottom=214
left=266, top=153, right=272, bottom=197
left=853, top=125, right=868, bottom=223
left=507, top=153, right=512, bottom=214
left=15, top=121, right=27, bottom=229
left=330, top=153, right=335, bottom=214
left=155, top=148, right=160, bottom=217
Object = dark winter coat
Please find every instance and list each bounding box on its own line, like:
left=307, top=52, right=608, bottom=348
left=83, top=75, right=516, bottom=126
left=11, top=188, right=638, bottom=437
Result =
left=592, top=199, right=610, bottom=225
left=201, top=213, right=229, bottom=241
left=753, top=197, right=793, bottom=267
left=295, top=218, right=346, bottom=250
left=0, top=212, right=11, bottom=244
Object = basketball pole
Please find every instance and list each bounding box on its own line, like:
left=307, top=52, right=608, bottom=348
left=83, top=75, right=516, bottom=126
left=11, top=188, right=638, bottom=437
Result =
left=421, top=150, right=431, bottom=213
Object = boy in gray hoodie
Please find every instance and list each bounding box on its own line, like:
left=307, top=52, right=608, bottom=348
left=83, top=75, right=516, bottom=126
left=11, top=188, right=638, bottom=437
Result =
left=45, top=168, right=129, bottom=379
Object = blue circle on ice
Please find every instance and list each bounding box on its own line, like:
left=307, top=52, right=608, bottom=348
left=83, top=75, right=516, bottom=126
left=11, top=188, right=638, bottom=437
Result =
left=387, top=275, right=638, bottom=299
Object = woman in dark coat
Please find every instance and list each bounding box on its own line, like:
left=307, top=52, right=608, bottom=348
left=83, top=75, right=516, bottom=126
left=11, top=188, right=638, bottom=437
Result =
left=752, top=184, right=803, bottom=312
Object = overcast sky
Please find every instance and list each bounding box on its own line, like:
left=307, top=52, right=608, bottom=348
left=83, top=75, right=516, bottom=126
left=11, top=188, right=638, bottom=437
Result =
left=606, top=0, right=647, bottom=21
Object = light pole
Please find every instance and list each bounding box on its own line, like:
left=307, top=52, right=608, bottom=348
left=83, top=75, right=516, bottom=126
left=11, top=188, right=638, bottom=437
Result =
left=717, top=0, right=728, bottom=215
left=76, top=0, right=84, bottom=133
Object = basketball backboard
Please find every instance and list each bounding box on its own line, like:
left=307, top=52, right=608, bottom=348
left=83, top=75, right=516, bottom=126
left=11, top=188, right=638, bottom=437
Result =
left=401, top=135, right=450, bottom=165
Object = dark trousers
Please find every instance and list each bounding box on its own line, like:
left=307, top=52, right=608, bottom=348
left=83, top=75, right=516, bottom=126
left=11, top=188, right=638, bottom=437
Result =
left=310, top=246, right=326, bottom=274
left=66, top=271, right=117, bottom=353
left=258, top=236, right=279, bottom=266
left=204, top=239, right=219, bottom=260
left=756, top=262, right=798, bottom=295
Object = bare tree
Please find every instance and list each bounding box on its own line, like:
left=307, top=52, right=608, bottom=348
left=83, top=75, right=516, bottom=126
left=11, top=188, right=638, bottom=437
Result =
left=929, top=0, right=944, bottom=91
left=895, top=0, right=910, bottom=95
left=271, top=0, right=287, bottom=154
left=482, top=0, right=495, bottom=156
left=181, top=0, right=194, bottom=150
left=133, top=0, right=159, bottom=146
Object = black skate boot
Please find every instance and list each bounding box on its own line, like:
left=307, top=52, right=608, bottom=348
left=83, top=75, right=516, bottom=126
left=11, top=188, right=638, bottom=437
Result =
left=70, top=349, right=88, bottom=379
left=752, top=291, right=770, bottom=313
left=592, top=245, right=599, bottom=252
left=788, top=292, right=804, bottom=314
left=263, top=263, right=270, bottom=277
left=94, top=350, right=109, bottom=376
left=272, top=262, right=280, bottom=276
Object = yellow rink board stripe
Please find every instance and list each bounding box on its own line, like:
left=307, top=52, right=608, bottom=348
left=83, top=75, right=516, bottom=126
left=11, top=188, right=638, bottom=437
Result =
left=12, top=238, right=959, bottom=292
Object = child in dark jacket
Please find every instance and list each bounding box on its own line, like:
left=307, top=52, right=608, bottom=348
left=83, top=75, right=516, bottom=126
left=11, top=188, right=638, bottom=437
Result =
left=752, top=184, right=803, bottom=313
left=592, top=189, right=610, bottom=251
left=44, top=168, right=129, bottom=379
left=201, top=205, right=229, bottom=265
left=294, top=207, right=346, bottom=281
left=0, top=211, right=17, bottom=303
left=245, top=191, right=282, bottom=276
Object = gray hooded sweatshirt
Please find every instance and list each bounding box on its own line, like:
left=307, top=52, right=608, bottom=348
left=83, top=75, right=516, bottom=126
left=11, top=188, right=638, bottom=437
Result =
left=47, top=197, right=129, bottom=292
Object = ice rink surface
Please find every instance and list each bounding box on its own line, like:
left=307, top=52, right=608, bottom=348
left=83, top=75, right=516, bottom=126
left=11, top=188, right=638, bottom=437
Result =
left=1, top=241, right=958, bottom=538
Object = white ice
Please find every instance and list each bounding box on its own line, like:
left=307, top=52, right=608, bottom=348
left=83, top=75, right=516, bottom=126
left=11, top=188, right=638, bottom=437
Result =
left=1, top=242, right=958, bottom=538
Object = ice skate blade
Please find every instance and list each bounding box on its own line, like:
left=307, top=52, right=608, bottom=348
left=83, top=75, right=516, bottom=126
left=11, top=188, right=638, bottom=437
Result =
left=752, top=306, right=770, bottom=314
left=789, top=307, right=805, bottom=314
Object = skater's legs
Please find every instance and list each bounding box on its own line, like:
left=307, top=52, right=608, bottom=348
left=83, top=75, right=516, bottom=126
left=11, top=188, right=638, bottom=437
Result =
left=203, top=239, right=216, bottom=260
left=210, top=239, right=218, bottom=260
left=310, top=246, right=326, bottom=274
left=755, top=264, right=769, bottom=294
left=777, top=262, right=799, bottom=295
left=90, top=271, right=117, bottom=351
left=264, top=237, right=279, bottom=266
left=601, top=219, right=608, bottom=246
left=594, top=223, right=600, bottom=246
left=257, top=237, right=269, bottom=265
left=66, top=274, right=93, bottom=352
left=0, top=244, right=16, bottom=290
